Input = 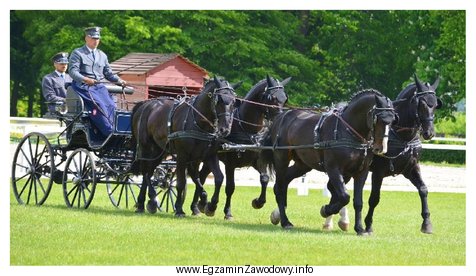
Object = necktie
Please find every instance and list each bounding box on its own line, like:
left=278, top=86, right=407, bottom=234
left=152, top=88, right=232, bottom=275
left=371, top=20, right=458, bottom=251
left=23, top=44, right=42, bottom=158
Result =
left=92, top=50, right=95, bottom=61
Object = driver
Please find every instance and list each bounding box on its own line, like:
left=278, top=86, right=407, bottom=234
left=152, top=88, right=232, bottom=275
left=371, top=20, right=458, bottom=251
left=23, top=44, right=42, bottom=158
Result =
left=69, top=26, right=126, bottom=138
left=42, top=52, right=72, bottom=114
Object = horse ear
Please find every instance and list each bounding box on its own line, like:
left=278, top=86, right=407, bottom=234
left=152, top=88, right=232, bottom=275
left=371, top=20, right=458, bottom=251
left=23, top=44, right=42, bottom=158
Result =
left=280, top=77, right=292, bottom=86
left=414, top=73, right=424, bottom=92
left=431, top=77, right=441, bottom=91
left=266, top=74, right=273, bottom=86
left=232, top=80, right=243, bottom=90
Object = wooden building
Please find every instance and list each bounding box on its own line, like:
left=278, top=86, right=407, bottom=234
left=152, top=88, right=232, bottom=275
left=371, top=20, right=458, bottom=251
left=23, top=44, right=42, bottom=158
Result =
left=110, top=53, right=209, bottom=107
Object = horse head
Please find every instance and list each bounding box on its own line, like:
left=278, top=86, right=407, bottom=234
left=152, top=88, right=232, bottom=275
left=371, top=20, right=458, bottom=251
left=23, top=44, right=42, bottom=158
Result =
left=343, top=90, right=397, bottom=156
left=371, top=93, right=398, bottom=155
left=261, top=74, right=291, bottom=118
left=210, top=75, right=241, bottom=137
left=412, top=74, right=443, bottom=140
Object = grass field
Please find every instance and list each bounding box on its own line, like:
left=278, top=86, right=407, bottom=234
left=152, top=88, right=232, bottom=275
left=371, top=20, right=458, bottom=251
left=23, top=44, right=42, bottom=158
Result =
left=10, top=183, right=465, bottom=265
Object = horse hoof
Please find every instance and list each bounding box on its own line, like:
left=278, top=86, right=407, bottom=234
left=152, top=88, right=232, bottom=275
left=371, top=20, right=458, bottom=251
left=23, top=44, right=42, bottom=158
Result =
left=357, top=231, right=369, bottom=236
left=283, top=224, right=294, bottom=230
left=224, top=215, right=233, bottom=221
left=320, top=205, right=329, bottom=218
left=338, top=220, right=350, bottom=232
left=198, top=201, right=207, bottom=213
left=175, top=212, right=186, bottom=218
left=322, top=223, right=333, bottom=231
left=421, top=223, right=433, bottom=234
left=146, top=200, right=158, bottom=214
left=251, top=198, right=264, bottom=209
left=191, top=209, right=201, bottom=216
left=135, top=208, right=145, bottom=214
left=204, top=204, right=216, bottom=217
left=270, top=208, right=280, bottom=225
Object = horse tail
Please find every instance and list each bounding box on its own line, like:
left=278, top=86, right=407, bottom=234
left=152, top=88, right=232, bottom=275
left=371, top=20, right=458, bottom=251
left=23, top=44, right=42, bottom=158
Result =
left=257, top=128, right=275, bottom=179
left=129, top=100, right=149, bottom=175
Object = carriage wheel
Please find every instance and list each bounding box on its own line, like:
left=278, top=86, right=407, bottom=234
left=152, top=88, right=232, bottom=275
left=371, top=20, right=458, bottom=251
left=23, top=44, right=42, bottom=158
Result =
left=106, top=175, right=141, bottom=209
left=62, top=148, right=96, bottom=209
left=154, top=166, right=177, bottom=212
left=11, top=132, right=55, bottom=205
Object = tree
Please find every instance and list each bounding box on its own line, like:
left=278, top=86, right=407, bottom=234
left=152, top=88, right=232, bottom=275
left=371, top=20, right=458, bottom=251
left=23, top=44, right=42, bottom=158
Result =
left=10, top=10, right=465, bottom=119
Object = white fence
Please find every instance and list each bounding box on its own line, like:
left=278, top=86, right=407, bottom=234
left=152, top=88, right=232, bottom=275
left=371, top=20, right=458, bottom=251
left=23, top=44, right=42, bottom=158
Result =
left=9, top=117, right=466, bottom=150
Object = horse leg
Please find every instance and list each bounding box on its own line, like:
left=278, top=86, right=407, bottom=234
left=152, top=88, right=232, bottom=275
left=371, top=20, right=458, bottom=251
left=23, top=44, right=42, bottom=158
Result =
left=251, top=166, right=269, bottom=209
left=321, top=180, right=349, bottom=231
left=320, top=169, right=350, bottom=219
left=188, top=162, right=207, bottom=216
left=174, top=162, right=187, bottom=217
left=145, top=171, right=158, bottom=214
left=272, top=162, right=310, bottom=229
left=135, top=175, right=147, bottom=213
left=405, top=164, right=433, bottom=234
left=198, top=163, right=211, bottom=213
left=352, top=170, right=370, bottom=235
left=364, top=171, right=384, bottom=234
left=322, top=182, right=335, bottom=230
left=204, top=157, right=224, bottom=217
left=222, top=165, right=236, bottom=220
left=135, top=161, right=148, bottom=213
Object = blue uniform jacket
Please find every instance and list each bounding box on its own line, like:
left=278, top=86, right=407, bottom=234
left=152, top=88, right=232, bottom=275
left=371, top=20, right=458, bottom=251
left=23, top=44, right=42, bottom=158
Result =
left=68, top=45, right=119, bottom=84
left=42, top=71, right=72, bottom=111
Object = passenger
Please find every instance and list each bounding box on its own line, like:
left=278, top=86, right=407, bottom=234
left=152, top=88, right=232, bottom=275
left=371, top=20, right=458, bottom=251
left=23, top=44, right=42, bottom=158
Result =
left=69, top=26, right=126, bottom=138
left=42, top=52, right=72, bottom=114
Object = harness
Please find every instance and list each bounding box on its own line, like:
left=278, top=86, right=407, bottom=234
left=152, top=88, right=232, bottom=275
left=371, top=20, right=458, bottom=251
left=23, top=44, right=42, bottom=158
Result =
left=376, top=89, right=435, bottom=174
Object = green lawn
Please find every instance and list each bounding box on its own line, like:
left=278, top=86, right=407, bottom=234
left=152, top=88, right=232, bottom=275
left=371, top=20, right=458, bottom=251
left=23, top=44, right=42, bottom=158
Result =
left=10, top=183, right=465, bottom=265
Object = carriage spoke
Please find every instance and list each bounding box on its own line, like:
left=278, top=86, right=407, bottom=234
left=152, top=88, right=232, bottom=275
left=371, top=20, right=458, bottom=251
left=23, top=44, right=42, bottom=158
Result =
left=67, top=182, right=79, bottom=197
left=26, top=175, right=34, bottom=204
left=116, top=184, right=124, bottom=207
left=36, top=175, right=47, bottom=195
left=72, top=157, right=80, bottom=176
left=33, top=174, right=39, bottom=204
left=18, top=175, right=32, bottom=198
left=70, top=184, right=79, bottom=207
left=14, top=170, right=31, bottom=182
left=19, top=147, right=33, bottom=168
left=81, top=186, right=88, bottom=207
left=28, top=136, right=35, bottom=167
left=169, top=189, right=176, bottom=212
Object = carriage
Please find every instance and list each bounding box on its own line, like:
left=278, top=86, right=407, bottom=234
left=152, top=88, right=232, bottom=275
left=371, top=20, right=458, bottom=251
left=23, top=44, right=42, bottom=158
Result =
left=11, top=84, right=178, bottom=211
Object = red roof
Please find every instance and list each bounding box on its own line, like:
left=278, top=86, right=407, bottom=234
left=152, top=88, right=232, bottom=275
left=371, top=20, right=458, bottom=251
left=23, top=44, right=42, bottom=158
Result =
left=110, top=53, right=208, bottom=75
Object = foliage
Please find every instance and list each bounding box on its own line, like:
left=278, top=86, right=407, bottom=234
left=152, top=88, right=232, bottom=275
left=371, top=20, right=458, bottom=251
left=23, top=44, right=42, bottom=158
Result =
left=11, top=184, right=465, bottom=265
left=10, top=10, right=465, bottom=119
left=420, top=148, right=465, bottom=165
left=434, top=112, right=466, bottom=137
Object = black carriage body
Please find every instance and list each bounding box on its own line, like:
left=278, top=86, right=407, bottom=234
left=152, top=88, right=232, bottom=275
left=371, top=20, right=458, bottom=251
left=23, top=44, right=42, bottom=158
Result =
left=12, top=85, right=177, bottom=211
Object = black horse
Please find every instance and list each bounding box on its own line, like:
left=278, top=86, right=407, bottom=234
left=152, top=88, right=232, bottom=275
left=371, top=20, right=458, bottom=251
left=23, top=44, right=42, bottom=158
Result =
left=364, top=75, right=442, bottom=234
left=198, top=75, right=291, bottom=219
left=131, top=76, right=240, bottom=216
left=260, top=89, right=397, bottom=234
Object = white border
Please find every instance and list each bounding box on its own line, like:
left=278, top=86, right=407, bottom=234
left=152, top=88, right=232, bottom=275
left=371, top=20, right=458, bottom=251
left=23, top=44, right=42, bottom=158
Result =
left=2, top=1, right=473, bottom=275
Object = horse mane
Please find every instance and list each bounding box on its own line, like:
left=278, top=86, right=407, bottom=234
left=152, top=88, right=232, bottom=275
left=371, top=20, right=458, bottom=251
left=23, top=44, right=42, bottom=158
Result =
left=201, top=78, right=219, bottom=93
left=244, top=79, right=268, bottom=100
left=396, top=83, right=417, bottom=100
left=348, top=88, right=384, bottom=103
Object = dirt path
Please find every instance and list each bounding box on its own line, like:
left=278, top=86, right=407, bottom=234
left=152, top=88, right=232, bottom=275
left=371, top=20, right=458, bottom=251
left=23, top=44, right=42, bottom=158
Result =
left=231, top=164, right=465, bottom=193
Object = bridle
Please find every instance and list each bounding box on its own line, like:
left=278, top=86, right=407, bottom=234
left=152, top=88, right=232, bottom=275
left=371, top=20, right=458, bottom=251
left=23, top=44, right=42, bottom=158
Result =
left=206, top=82, right=236, bottom=135
left=262, top=82, right=287, bottom=119
left=393, top=89, right=437, bottom=133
